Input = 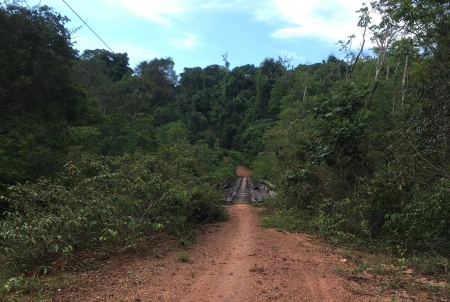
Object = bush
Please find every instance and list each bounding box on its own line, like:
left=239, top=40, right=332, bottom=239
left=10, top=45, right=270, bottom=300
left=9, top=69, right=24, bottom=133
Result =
left=0, top=152, right=229, bottom=271
left=384, top=178, right=450, bottom=251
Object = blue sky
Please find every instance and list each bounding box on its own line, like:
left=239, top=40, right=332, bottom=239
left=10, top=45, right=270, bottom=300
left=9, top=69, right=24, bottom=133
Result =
left=30, top=0, right=369, bottom=74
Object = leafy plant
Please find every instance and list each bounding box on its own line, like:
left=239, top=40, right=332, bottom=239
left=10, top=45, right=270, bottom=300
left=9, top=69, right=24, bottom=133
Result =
left=0, top=151, right=228, bottom=271
left=301, top=85, right=370, bottom=166
left=176, top=253, right=190, bottom=263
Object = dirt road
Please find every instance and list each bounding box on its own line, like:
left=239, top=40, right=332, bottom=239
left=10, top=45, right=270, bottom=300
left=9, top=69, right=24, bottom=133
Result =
left=56, top=204, right=379, bottom=302
left=179, top=204, right=362, bottom=302
left=235, top=165, right=253, bottom=177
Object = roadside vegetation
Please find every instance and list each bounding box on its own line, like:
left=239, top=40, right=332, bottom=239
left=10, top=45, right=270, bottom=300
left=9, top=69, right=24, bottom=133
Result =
left=253, top=0, right=450, bottom=255
left=251, top=0, right=450, bottom=297
left=1, top=0, right=450, bottom=299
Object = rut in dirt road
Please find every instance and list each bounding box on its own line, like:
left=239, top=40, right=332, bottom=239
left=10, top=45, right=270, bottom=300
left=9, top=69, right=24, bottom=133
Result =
left=181, top=204, right=255, bottom=302
left=56, top=204, right=375, bottom=302
left=179, top=204, right=368, bottom=302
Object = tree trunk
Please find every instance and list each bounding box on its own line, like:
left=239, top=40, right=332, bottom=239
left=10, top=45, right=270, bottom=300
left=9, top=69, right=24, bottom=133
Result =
left=367, top=81, right=379, bottom=110
left=401, top=54, right=409, bottom=105
left=347, top=23, right=367, bottom=82
left=393, top=57, right=401, bottom=77
left=303, top=84, right=307, bottom=101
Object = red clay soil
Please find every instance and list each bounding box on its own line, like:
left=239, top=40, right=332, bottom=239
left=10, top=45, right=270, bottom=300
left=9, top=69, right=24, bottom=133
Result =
left=52, top=204, right=406, bottom=302
left=236, top=165, right=254, bottom=177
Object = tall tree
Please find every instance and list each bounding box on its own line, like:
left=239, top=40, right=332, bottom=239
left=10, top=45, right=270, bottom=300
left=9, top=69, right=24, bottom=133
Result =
left=135, top=57, right=177, bottom=106
left=80, top=49, right=133, bottom=82
left=0, top=2, right=80, bottom=119
left=0, top=1, right=91, bottom=185
left=255, top=58, right=286, bottom=118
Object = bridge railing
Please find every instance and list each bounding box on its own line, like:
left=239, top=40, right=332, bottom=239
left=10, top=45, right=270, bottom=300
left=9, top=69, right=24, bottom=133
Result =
left=248, top=178, right=263, bottom=202
left=217, top=177, right=233, bottom=190
left=224, top=177, right=242, bottom=203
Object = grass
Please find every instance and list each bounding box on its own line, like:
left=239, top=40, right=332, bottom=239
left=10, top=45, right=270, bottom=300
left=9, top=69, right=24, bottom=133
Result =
left=257, top=208, right=273, bottom=217
left=260, top=208, right=450, bottom=299
left=251, top=201, right=265, bottom=208
left=0, top=268, right=72, bottom=302
left=0, top=249, right=112, bottom=301
left=331, top=248, right=450, bottom=300
left=260, top=210, right=310, bottom=232
left=0, top=231, right=196, bottom=300
left=152, top=248, right=162, bottom=258
left=176, top=253, right=191, bottom=263
left=126, top=270, right=143, bottom=285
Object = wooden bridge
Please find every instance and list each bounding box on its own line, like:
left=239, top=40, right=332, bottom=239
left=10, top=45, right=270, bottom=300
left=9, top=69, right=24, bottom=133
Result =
left=222, top=177, right=270, bottom=204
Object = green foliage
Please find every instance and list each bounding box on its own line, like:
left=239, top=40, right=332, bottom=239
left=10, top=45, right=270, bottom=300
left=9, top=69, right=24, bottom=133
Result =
left=156, top=121, right=191, bottom=146
left=67, top=126, right=101, bottom=149
left=315, top=198, right=372, bottom=244
left=4, top=0, right=450, bottom=286
left=251, top=0, right=450, bottom=257
left=301, top=85, right=370, bottom=165
left=255, top=58, right=286, bottom=119
left=384, top=179, right=450, bottom=251
left=260, top=210, right=311, bottom=232
left=176, top=253, right=190, bottom=263
left=0, top=2, right=78, bottom=117
left=0, top=2, right=94, bottom=188
left=134, top=57, right=177, bottom=108
left=80, top=49, right=133, bottom=82
left=251, top=152, right=279, bottom=180
left=0, top=151, right=228, bottom=271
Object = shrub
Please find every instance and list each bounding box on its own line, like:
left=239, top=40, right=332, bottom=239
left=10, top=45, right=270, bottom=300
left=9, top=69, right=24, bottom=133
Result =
left=0, top=152, right=228, bottom=271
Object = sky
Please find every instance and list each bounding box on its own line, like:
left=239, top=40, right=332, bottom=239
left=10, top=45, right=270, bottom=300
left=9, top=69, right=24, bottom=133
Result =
left=30, top=0, right=370, bottom=74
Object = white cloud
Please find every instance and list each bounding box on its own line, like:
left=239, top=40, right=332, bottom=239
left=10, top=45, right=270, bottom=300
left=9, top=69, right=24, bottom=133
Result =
left=171, top=33, right=200, bottom=51
left=111, top=42, right=159, bottom=66
left=261, top=0, right=368, bottom=43
left=106, top=0, right=264, bottom=25
left=106, top=0, right=189, bottom=25
left=253, top=1, right=286, bottom=23
left=254, top=1, right=283, bottom=24
left=199, top=0, right=234, bottom=10
left=105, top=0, right=372, bottom=49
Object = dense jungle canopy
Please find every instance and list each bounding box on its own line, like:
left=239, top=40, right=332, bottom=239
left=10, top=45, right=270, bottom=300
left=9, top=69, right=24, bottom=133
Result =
left=1, top=0, right=450, bottom=274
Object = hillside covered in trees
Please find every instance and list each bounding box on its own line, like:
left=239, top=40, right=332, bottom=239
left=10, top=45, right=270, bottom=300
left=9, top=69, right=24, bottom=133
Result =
left=1, top=0, right=450, bottom=286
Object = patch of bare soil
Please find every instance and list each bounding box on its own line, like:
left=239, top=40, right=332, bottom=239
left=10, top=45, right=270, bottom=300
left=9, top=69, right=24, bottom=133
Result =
left=236, top=165, right=253, bottom=177
left=52, top=205, right=440, bottom=302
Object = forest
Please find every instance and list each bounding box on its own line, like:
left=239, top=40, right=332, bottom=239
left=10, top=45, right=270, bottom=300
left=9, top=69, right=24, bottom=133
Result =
left=1, top=0, right=450, bottom=289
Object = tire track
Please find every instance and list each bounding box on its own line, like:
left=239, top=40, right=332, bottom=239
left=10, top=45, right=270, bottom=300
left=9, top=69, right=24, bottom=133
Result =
left=181, top=204, right=255, bottom=302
